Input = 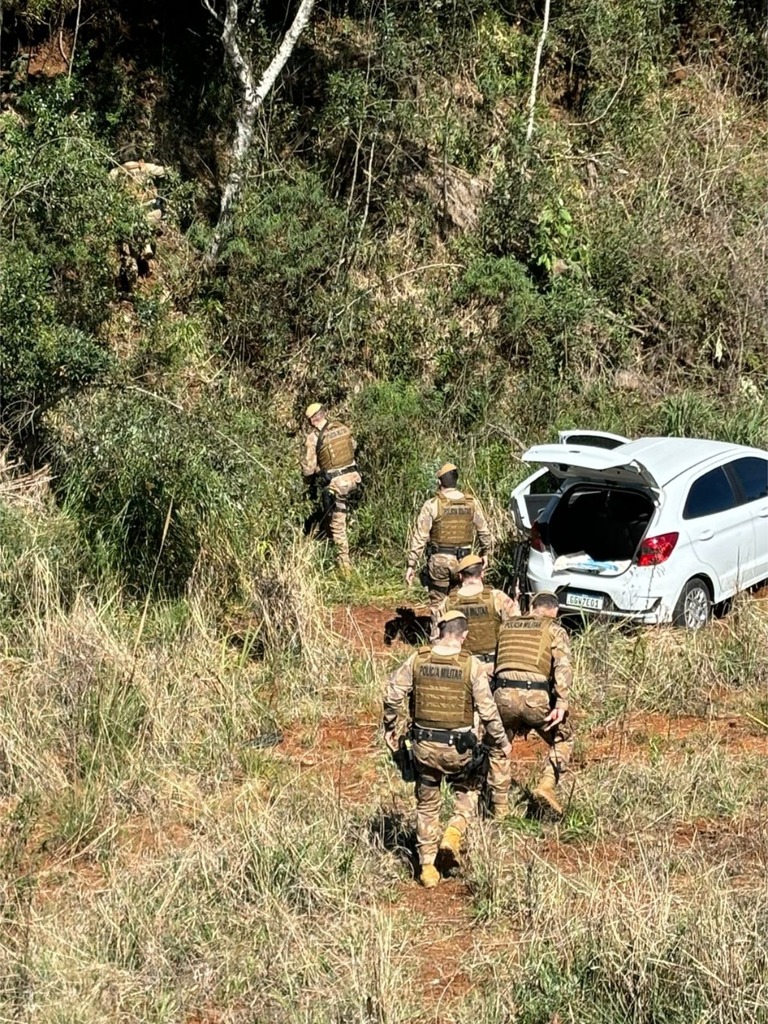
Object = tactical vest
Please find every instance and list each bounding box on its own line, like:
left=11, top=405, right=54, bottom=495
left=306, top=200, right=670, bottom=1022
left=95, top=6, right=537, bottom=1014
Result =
left=412, top=647, right=473, bottom=730
left=430, top=493, right=476, bottom=547
left=317, top=422, right=355, bottom=473
left=447, top=587, right=500, bottom=656
left=495, top=617, right=554, bottom=679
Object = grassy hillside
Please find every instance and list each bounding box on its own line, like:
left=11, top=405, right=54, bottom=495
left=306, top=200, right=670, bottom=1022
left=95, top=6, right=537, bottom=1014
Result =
left=1, top=0, right=766, bottom=593
left=1, top=2, right=767, bottom=1020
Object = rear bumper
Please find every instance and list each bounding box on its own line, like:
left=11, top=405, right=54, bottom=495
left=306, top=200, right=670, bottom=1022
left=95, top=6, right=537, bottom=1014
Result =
left=556, top=601, right=664, bottom=624
left=527, top=571, right=672, bottom=624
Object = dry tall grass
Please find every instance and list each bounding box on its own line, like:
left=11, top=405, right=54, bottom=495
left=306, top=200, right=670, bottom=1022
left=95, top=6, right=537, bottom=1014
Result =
left=1, top=520, right=767, bottom=1021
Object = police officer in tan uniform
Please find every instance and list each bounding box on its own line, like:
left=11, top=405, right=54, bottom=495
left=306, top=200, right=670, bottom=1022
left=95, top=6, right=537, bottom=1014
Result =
left=383, top=610, right=511, bottom=888
left=432, top=554, right=520, bottom=669
left=301, top=403, right=362, bottom=571
left=404, top=464, right=492, bottom=607
left=486, top=592, right=574, bottom=818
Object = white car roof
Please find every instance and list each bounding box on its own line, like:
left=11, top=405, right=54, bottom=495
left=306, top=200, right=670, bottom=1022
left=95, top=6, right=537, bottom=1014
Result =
left=607, top=437, right=763, bottom=486
left=522, top=436, right=766, bottom=490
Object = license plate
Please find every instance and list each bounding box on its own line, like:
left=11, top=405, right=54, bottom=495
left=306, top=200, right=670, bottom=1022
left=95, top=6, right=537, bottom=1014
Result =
left=565, top=591, right=605, bottom=611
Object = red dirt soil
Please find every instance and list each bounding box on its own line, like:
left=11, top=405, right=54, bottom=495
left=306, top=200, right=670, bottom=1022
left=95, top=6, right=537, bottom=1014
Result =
left=398, top=879, right=476, bottom=1008
left=332, top=603, right=432, bottom=655
left=278, top=720, right=380, bottom=802
left=585, top=711, right=766, bottom=763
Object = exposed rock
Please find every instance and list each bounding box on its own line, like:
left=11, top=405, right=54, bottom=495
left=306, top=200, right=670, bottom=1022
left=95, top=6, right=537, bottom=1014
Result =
left=110, top=160, right=167, bottom=290
left=109, top=160, right=166, bottom=228
left=614, top=368, right=651, bottom=392
left=415, top=163, right=490, bottom=233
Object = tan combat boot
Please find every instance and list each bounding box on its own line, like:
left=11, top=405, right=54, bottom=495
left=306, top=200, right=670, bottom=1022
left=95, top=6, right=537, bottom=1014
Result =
left=420, top=864, right=440, bottom=888
left=338, top=553, right=352, bottom=575
left=437, top=825, right=462, bottom=871
left=532, top=765, right=563, bottom=816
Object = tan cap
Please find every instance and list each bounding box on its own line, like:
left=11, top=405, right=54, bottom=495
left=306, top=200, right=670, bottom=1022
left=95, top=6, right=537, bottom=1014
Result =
left=305, top=402, right=323, bottom=419
left=457, top=553, right=483, bottom=572
left=439, top=610, right=468, bottom=625
left=437, top=462, right=458, bottom=477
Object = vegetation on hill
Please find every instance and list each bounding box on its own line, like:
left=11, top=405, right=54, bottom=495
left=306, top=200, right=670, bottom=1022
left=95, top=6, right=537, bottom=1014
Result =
left=1, top=0, right=766, bottom=593
left=0, top=2, right=767, bottom=1020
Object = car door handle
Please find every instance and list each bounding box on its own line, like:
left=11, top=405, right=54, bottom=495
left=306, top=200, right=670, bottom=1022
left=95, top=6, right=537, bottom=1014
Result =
left=759, top=506, right=768, bottom=518
left=697, top=529, right=714, bottom=541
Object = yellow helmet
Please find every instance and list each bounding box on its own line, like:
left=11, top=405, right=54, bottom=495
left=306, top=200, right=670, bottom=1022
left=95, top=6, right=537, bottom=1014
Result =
left=305, top=402, right=324, bottom=419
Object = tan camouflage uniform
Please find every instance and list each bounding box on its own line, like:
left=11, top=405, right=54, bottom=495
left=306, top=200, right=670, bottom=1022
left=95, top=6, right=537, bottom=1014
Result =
left=486, top=619, right=574, bottom=813
left=431, top=583, right=520, bottom=648
left=406, top=489, right=492, bottom=607
left=383, top=644, right=510, bottom=867
left=302, top=426, right=361, bottom=569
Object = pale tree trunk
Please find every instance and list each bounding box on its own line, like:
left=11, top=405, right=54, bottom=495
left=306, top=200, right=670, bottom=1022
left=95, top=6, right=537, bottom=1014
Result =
left=202, top=0, right=316, bottom=268
left=525, top=0, right=552, bottom=144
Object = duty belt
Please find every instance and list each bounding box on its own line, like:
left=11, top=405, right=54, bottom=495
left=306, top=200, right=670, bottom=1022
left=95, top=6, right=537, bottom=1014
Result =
left=413, top=725, right=472, bottom=745
left=491, top=678, right=550, bottom=693
left=430, top=544, right=471, bottom=557
left=325, top=463, right=358, bottom=480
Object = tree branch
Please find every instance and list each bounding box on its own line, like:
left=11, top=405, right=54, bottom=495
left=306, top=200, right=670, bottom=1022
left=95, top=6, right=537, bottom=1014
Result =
left=203, top=0, right=317, bottom=269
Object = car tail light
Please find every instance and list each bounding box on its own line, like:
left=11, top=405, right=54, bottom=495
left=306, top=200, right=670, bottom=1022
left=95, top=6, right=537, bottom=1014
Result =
left=636, top=532, right=679, bottom=566
left=530, top=520, right=544, bottom=552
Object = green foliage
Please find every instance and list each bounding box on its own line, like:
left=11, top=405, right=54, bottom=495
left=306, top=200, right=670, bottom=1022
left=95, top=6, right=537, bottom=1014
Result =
left=0, top=500, right=83, bottom=629
left=352, top=381, right=443, bottom=555
left=52, top=390, right=243, bottom=595
left=215, top=168, right=350, bottom=391
left=1, top=0, right=78, bottom=24
left=0, top=84, right=145, bottom=434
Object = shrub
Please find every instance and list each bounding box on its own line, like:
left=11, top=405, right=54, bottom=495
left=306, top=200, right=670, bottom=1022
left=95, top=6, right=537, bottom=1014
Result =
left=214, top=167, right=350, bottom=394
left=51, top=390, right=241, bottom=595
left=0, top=85, right=146, bottom=440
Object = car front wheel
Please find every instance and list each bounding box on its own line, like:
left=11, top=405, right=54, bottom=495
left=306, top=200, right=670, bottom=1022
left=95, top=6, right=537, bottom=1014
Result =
left=672, top=577, right=711, bottom=630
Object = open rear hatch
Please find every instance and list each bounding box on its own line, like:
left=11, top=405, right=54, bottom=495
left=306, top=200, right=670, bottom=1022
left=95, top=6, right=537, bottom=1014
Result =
left=521, top=445, right=659, bottom=576
left=520, top=444, right=662, bottom=492
left=509, top=432, right=630, bottom=535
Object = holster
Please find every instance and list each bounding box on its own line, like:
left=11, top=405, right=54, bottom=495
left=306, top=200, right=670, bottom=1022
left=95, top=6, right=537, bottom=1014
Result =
left=447, top=733, right=489, bottom=784
left=392, top=736, right=416, bottom=783
left=320, top=485, right=336, bottom=517
left=428, top=544, right=471, bottom=559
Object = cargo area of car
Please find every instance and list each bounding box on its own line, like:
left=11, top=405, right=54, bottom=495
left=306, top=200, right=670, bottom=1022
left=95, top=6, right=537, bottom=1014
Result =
left=543, top=485, right=655, bottom=571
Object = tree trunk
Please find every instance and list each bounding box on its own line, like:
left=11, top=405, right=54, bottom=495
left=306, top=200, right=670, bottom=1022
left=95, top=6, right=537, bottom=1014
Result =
left=525, top=0, right=551, bottom=144
left=202, top=0, right=316, bottom=269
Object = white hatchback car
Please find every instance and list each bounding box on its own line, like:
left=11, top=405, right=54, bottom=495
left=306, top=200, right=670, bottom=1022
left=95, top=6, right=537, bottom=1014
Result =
left=510, top=434, right=768, bottom=628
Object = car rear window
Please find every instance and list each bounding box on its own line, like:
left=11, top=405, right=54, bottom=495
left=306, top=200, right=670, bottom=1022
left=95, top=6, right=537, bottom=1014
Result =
left=683, top=466, right=738, bottom=519
left=729, top=457, right=768, bottom=503
left=562, top=434, right=625, bottom=450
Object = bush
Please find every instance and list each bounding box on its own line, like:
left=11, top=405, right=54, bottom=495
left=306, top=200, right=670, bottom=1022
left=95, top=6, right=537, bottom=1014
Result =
left=351, top=381, right=444, bottom=555
left=0, top=84, right=146, bottom=439
left=51, top=390, right=244, bottom=595
left=215, top=167, right=350, bottom=393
